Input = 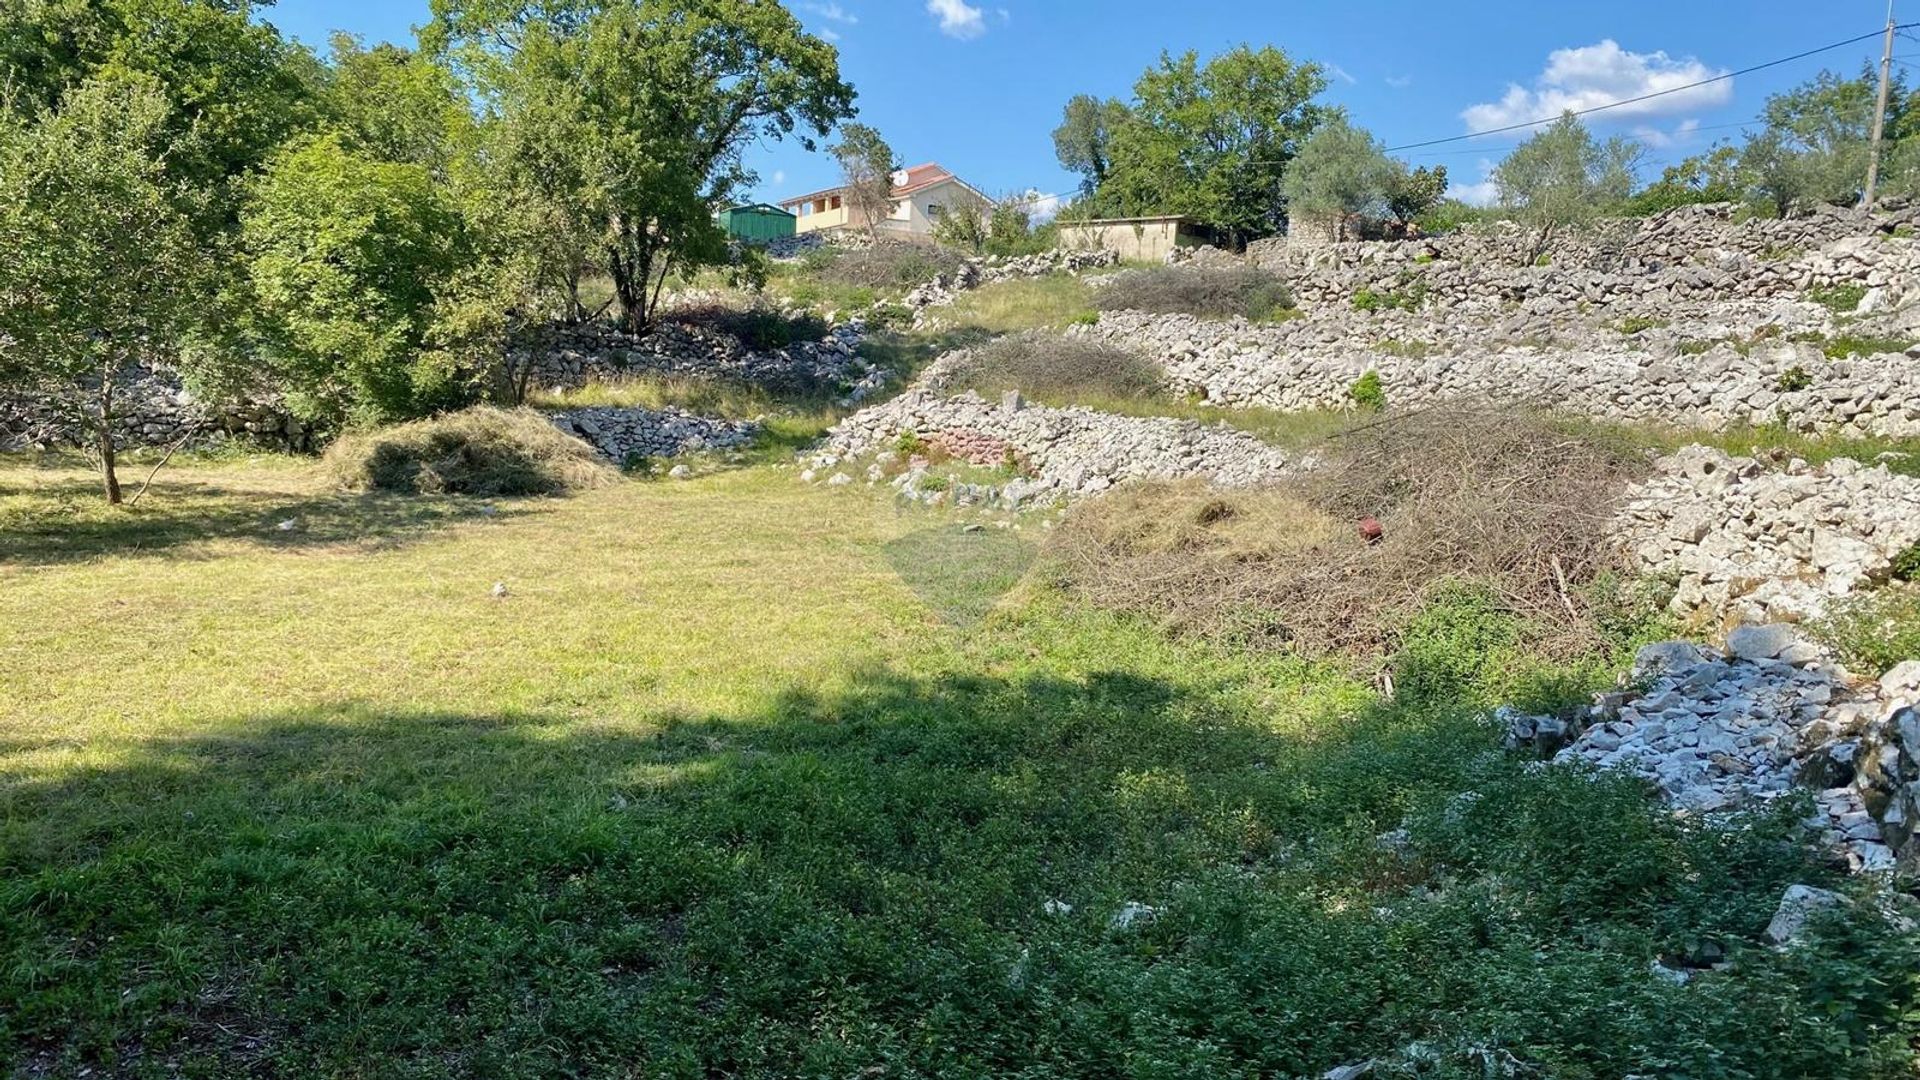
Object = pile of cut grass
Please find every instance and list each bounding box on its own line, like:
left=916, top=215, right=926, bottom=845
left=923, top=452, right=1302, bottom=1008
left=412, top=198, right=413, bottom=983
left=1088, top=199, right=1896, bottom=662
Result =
left=322, top=406, right=616, bottom=496
left=946, top=333, right=1165, bottom=403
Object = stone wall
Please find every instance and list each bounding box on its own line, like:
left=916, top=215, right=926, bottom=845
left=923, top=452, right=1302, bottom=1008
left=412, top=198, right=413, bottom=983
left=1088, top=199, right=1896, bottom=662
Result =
left=519, top=318, right=868, bottom=395
left=549, top=406, right=759, bottom=463
left=0, top=367, right=313, bottom=453
left=1079, top=308, right=1920, bottom=438
left=1614, top=447, right=1920, bottom=625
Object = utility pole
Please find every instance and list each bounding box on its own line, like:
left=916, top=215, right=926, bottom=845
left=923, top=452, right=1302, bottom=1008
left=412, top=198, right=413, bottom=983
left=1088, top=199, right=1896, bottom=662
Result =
left=1865, top=0, right=1897, bottom=204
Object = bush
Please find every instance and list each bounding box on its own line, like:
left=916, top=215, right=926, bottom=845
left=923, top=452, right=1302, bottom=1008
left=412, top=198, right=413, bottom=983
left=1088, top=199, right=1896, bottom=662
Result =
left=947, top=334, right=1164, bottom=403
left=1046, top=407, right=1652, bottom=661
left=1776, top=366, right=1813, bottom=393
left=321, top=406, right=617, bottom=496
left=1096, top=266, right=1295, bottom=322
left=1807, top=284, right=1868, bottom=313
left=1348, top=370, right=1386, bottom=410
left=1815, top=587, right=1920, bottom=675
left=820, top=243, right=966, bottom=292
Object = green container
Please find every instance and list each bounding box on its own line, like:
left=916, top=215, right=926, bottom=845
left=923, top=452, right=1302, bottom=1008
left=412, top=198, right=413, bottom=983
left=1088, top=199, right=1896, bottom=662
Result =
left=719, top=203, right=797, bottom=243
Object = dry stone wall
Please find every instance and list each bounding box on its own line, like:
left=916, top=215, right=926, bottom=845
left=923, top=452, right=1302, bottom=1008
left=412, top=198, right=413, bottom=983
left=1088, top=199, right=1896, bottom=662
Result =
left=521, top=318, right=868, bottom=394
left=549, top=406, right=759, bottom=463
left=1614, top=447, right=1920, bottom=625
left=0, top=367, right=313, bottom=453
left=808, top=379, right=1296, bottom=508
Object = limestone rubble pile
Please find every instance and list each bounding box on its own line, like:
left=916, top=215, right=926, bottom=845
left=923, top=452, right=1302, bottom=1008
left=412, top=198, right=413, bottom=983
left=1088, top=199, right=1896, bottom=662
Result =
left=1614, top=446, right=1920, bottom=624
left=521, top=317, right=869, bottom=394
left=549, top=406, right=759, bottom=463
left=808, top=376, right=1295, bottom=508
left=1507, top=630, right=1920, bottom=875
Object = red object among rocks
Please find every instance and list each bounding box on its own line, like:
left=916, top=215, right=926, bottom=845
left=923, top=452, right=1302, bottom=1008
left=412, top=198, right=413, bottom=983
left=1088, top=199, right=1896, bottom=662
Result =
left=1358, top=516, right=1384, bottom=544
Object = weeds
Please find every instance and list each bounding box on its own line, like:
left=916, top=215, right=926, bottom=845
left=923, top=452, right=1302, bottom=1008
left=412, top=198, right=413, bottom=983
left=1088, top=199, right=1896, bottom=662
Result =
left=1097, top=266, right=1296, bottom=322
left=946, top=334, right=1164, bottom=403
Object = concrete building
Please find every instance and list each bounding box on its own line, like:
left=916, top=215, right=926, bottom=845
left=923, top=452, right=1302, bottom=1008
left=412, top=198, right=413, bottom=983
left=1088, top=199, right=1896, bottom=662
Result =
left=1054, top=215, right=1205, bottom=262
left=779, top=163, right=987, bottom=239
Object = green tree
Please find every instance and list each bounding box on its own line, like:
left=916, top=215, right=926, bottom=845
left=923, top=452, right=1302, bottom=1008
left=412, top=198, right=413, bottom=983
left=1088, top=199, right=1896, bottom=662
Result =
left=1384, top=163, right=1448, bottom=230
left=1738, top=67, right=1918, bottom=211
left=931, top=189, right=991, bottom=253
left=0, top=75, right=204, bottom=503
left=1098, top=45, right=1332, bottom=245
left=0, top=0, right=319, bottom=223
left=429, top=0, right=855, bottom=333
left=242, top=135, right=471, bottom=428
left=1052, top=94, right=1130, bottom=197
left=1282, top=116, right=1394, bottom=238
left=1626, top=144, right=1742, bottom=215
left=1492, top=113, right=1640, bottom=261
left=831, top=122, right=897, bottom=239
left=321, top=33, right=476, bottom=177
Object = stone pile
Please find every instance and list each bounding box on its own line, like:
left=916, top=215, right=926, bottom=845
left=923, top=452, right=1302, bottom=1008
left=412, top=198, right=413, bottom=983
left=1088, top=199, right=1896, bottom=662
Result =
left=1077, top=308, right=1920, bottom=437
left=1507, top=628, right=1920, bottom=874
left=519, top=317, right=868, bottom=393
left=1, top=367, right=313, bottom=453
left=1614, top=446, right=1920, bottom=624
left=549, top=406, right=759, bottom=463
left=901, top=248, right=1120, bottom=314
left=807, top=383, right=1296, bottom=508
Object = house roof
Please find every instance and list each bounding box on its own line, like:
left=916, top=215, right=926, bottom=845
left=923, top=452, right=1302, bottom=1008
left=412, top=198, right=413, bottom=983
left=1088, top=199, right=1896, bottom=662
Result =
left=723, top=202, right=796, bottom=217
left=778, top=163, right=983, bottom=208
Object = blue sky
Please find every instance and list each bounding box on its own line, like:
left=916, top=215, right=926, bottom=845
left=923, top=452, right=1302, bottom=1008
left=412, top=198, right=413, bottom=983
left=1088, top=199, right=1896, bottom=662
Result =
left=261, top=0, right=1898, bottom=208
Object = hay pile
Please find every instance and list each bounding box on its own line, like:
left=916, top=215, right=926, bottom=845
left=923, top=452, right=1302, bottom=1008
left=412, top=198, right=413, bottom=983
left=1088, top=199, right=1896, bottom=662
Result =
left=946, top=334, right=1165, bottom=403
left=1047, top=408, right=1652, bottom=658
left=322, top=407, right=617, bottom=496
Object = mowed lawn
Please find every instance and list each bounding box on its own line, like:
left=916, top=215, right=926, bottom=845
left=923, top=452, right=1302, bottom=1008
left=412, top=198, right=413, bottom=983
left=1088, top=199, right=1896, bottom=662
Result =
left=0, top=457, right=1903, bottom=1078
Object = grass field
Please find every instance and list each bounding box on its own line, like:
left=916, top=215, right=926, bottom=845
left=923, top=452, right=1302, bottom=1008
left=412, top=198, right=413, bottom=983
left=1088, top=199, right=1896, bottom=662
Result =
left=3, top=453, right=1914, bottom=1078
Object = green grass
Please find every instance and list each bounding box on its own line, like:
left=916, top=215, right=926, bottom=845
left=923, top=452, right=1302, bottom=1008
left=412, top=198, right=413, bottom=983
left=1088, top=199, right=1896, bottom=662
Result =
left=1576, top=418, right=1920, bottom=477
left=2, top=456, right=1916, bottom=1077
left=936, top=274, right=1099, bottom=333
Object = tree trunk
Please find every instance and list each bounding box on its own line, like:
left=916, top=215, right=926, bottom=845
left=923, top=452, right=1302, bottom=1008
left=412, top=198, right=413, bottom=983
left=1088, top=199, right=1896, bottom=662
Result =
left=97, top=372, right=121, bottom=505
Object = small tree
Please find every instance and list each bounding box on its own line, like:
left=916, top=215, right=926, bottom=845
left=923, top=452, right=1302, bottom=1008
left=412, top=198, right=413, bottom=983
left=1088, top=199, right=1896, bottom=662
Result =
left=242, top=134, right=471, bottom=429
left=832, top=122, right=898, bottom=239
left=1384, top=163, right=1448, bottom=232
left=931, top=188, right=991, bottom=253
left=0, top=75, right=202, bottom=504
left=1282, top=117, right=1394, bottom=239
left=1492, top=113, right=1640, bottom=263
left=1052, top=94, right=1130, bottom=197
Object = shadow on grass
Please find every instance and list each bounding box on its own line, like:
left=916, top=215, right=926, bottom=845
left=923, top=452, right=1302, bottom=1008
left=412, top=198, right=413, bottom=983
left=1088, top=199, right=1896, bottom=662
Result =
left=0, top=475, right=534, bottom=567
left=0, top=656, right=1866, bottom=1078
left=0, top=666, right=1446, bottom=1076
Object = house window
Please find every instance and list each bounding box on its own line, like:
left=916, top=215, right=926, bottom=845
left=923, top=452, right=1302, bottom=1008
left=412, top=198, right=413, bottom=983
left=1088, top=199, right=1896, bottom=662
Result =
left=926, top=204, right=944, bottom=218
left=830, top=194, right=842, bottom=210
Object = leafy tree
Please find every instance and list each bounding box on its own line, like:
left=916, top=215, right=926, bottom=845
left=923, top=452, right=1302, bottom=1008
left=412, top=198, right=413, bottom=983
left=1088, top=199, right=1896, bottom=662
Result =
left=0, top=75, right=203, bottom=503
left=1737, top=67, right=1920, bottom=211
left=931, top=188, right=991, bottom=253
left=1626, top=144, right=1742, bottom=216
left=321, top=33, right=476, bottom=177
left=1492, top=113, right=1640, bottom=261
left=832, top=122, right=897, bottom=239
left=1052, top=94, right=1130, bottom=197
left=1282, top=116, right=1394, bottom=238
left=242, top=135, right=472, bottom=428
left=0, top=0, right=319, bottom=224
left=1098, top=45, right=1332, bottom=245
left=1385, top=163, right=1448, bottom=230
left=429, top=0, right=856, bottom=333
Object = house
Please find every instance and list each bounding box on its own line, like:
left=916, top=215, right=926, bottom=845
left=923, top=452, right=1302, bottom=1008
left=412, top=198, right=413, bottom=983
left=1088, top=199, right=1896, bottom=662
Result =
left=778, top=163, right=987, bottom=239
left=718, top=203, right=797, bottom=243
left=1055, top=215, right=1206, bottom=263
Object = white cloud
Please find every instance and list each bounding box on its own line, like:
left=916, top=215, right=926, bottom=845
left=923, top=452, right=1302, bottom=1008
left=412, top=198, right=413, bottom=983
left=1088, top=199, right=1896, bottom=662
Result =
left=1326, top=63, right=1357, bottom=86
left=803, top=1, right=857, bottom=23
left=1629, top=118, right=1701, bottom=149
left=1451, top=159, right=1501, bottom=207
left=1386, top=74, right=1413, bottom=90
left=819, top=27, right=841, bottom=41
left=1014, top=188, right=1064, bottom=223
left=1461, top=40, right=1731, bottom=135
left=926, top=0, right=987, bottom=40
left=772, top=170, right=787, bottom=186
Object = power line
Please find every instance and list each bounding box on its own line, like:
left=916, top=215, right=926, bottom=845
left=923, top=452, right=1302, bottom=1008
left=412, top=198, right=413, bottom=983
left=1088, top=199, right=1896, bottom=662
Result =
left=1384, top=23, right=1916, bottom=152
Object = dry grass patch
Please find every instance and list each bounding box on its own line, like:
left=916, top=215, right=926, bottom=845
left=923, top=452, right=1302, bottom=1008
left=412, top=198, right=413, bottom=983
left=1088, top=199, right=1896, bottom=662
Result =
left=1048, top=407, right=1653, bottom=658
left=947, top=333, right=1164, bottom=402
left=322, top=406, right=617, bottom=496
left=1096, top=265, right=1296, bottom=322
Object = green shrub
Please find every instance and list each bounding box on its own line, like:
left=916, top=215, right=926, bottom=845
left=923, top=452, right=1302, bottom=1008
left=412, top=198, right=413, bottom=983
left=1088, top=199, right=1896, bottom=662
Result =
left=1095, top=266, right=1295, bottom=322
left=1351, top=274, right=1428, bottom=313
left=1348, top=370, right=1386, bottom=410
left=1068, top=310, right=1100, bottom=326
left=1895, top=544, right=1920, bottom=582
left=679, top=306, right=829, bottom=351
left=1820, top=334, right=1912, bottom=360
left=1616, top=316, right=1667, bottom=335
left=1533, top=252, right=1552, bottom=267
left=894, top=429, right=926, bottom=455
left=1807, top=284, right=1868, bottom=313
left=1775, top=366, right=1814, bottom=393
left=321, top=406, right=617, bottom=496
left=1814, top=587, right=1920, bottom=675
